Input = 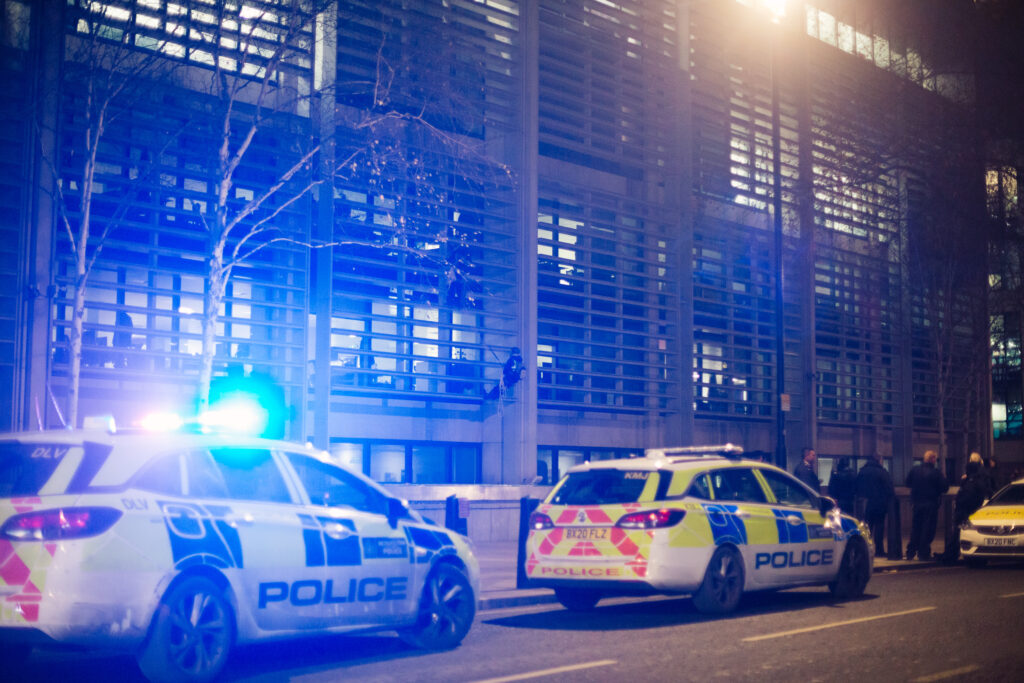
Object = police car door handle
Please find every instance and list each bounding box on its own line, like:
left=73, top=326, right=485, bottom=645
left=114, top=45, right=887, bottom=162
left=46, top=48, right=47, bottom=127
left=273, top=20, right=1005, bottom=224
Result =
left=227, top=513, right=255, bottom=528
left=732, top=510, right=751, bottom=518
left=785, top=515, right=804, bottom=525
left=324, top=523, right=353, bottom=540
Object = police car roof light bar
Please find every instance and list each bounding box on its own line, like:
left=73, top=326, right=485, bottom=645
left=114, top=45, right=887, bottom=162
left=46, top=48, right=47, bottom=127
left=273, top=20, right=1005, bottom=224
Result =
left=82, top=415, right=117, bottom=434
left=645, top=444, right=744, bottom=460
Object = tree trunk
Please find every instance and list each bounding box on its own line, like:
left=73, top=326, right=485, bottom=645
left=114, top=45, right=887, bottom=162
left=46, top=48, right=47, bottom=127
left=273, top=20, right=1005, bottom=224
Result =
left=198, top=252, right=226, bottom=413
left=68, top=275, right=86, bottom=428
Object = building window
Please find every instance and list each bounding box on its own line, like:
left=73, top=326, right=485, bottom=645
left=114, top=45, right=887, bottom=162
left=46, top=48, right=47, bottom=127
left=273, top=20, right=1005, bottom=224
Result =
left=328, top=440, right=482, bottom=484
left=537, top=446, right=643, bottom=485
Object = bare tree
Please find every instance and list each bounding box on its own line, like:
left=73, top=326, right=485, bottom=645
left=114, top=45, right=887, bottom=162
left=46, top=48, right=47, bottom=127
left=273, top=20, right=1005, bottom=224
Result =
left=188, top=0, right=509, bottom=410
left=48, top=0, right=180, bottom=427
left=811, top=75, right=990, bottom=470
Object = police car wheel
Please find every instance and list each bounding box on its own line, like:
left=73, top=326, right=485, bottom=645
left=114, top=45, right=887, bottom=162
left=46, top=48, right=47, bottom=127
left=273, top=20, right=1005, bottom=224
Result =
left=399, top=564, right=475, bottom=651
left=829, top=538, right=870, bottom=599
left=554, top=587, right=602, bottom=611
left=692, top=545, right=744, bottom=614
left=137, top=575, right=235, bottom=683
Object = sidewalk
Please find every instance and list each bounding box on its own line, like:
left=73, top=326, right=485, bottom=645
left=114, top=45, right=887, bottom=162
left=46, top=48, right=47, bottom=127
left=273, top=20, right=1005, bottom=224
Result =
left=474, top=540, right=949, bottom=611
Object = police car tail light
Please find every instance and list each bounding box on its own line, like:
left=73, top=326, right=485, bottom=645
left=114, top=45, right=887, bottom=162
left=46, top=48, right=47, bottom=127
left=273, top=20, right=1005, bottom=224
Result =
left=0, top=507, right=123, bottom=541
left=616, top=509, right=685, bottom=529
left=529, top=512, right=555, bottom=530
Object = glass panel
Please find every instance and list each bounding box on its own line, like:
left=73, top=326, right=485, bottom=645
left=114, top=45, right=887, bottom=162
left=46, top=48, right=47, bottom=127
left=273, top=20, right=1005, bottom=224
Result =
left=557, top=449, right=585, bottom=479
left=371, top=444, right=405, bottom=483
left=411, top=445, right=446, bottom=484
left=452, top=446, right=479, bottom=484
left=551, top=469, right=657, bottom=505
left=330, top=442, right=364, bottom=474
left=537, top=448, right=555, bottom=485
left=286, top=453, right=387, bottom=515
left=710, top=468, right=766, bottom=503
left=208, top=448, right=290, bottom=503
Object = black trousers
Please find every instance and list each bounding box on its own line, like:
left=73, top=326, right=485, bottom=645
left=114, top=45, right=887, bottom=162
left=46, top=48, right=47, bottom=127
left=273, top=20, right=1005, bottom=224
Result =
left=864, top=508, right=887, bottom=555
left=906, top=503, right=939, bottom=559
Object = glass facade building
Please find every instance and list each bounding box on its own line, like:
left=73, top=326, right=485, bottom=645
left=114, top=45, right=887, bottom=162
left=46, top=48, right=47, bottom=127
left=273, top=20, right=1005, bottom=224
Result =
left=4, top=0, right=1010, bottom=490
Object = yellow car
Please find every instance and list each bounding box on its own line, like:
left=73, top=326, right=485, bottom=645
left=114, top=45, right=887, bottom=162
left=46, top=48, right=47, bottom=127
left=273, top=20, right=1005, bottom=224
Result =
left=960, top=478, right=1024, bottom=566
left=525, top=446, right=873, bottom=613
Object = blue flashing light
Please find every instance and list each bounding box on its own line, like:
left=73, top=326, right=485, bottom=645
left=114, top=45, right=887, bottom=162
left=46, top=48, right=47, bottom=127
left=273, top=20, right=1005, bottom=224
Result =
left=199, top=396, right=270, bottom=436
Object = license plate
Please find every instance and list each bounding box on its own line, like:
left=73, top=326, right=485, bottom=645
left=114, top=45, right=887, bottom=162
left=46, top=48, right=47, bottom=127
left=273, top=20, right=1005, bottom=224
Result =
left=565, top=527, right=608, bottom=541
left=984, top=537, right=1016, bottom=546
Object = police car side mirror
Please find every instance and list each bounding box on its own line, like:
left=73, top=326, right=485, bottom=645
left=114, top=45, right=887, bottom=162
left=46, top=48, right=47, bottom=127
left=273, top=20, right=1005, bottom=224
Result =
left=819, top=496, right=837, bottom=516
left=387, top=497, right=408, bottom=529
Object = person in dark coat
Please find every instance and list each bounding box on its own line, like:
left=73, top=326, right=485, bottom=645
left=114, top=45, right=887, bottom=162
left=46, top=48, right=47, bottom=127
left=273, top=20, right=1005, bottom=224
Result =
left=855, top=453, right=894, bottom=556
left=793, top=448, right=820, bottom=493
left=827, top=458, right=857, bottom=515
left=905, top=450, right=949, bottom=560
left=968, top=452, right=994, bottom=500
left=941, top=461, right=989, bottom=562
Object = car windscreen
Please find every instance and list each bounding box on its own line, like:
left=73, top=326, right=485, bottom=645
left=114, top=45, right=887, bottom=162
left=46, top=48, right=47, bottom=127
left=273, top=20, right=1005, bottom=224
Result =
left=988, top=484, right=1024, bottom=506
left=0, top=442, right=76, bottom=497
left=550, top=470, right=654, bottom=505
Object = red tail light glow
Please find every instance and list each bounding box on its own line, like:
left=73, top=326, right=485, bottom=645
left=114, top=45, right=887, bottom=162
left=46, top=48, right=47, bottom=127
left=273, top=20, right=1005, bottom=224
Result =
left=529, top=512, right=555, bottom=530
left=1, top=507, right=123, bottom=541
left=616, top=508, right=686, bottom=529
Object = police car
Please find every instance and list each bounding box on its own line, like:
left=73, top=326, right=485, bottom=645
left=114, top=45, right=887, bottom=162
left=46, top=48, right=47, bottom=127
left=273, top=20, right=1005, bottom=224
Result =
left=525, top=445, right=872, bottom=614
left=959, top=477, right=1024, bottom=566
left=0, top=422, right=478, bottom=681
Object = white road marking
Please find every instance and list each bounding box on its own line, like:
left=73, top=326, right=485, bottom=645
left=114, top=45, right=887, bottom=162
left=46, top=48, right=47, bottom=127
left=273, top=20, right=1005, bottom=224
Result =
left=470, top=660, right=617, bottom=683
left=1000, top=591, right=1024, bottom=598
left=742, top=606, right=936, bottom=642
left=911, top=664, right=982, bottom=682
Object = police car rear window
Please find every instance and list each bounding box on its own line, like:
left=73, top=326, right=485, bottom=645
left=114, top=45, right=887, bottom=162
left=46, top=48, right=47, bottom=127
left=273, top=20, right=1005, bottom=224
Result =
left=551, top=470, right=656, bottom=505
left=0, top=442, right=75, bottom=497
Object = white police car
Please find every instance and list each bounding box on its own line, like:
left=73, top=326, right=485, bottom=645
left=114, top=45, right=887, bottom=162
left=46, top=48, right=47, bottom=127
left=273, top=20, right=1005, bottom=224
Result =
left=0, top=423, right=478, bottom=681
left=525, top=445, right=872, bottom=613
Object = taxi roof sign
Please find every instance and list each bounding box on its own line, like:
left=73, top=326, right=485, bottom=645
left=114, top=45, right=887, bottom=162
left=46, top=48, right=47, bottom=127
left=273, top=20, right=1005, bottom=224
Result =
left=645, top=444, right=744, bottom=460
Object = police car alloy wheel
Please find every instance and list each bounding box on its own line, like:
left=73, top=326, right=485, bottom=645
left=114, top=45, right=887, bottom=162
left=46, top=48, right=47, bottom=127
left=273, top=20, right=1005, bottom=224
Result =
left=692, top=545, right=744, bottom=614
left=554, top=587, right=602, bottom=612
left=399, top=563, right=475, bottom=651
left=137, top=575, right=235, bottom=683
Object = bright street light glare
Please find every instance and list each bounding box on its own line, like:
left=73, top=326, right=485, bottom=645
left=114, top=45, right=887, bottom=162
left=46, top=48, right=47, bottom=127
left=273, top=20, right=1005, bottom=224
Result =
left=759, top=0, right=787, bottom=21
left=138, top=412, right=184, bottom=432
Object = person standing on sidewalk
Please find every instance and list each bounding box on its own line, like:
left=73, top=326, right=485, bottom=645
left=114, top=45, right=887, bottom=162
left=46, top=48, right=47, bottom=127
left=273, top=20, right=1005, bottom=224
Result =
left=905, top=450, right=949, bottom=560
left=941, top=460, right=988, bottom=563
left=968, top=452, right=994, bottom=499
left=828, top=457, right=857, bottom=515
left=856, top=453, right=894, bottom=556
left=794, top=448, right=820, bottom=493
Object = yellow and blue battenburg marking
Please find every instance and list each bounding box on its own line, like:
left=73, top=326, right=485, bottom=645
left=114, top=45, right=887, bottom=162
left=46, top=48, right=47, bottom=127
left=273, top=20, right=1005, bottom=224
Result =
left=705, top=504, right=748, bottom=544
left=772, top=509, right=808, bottom=543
